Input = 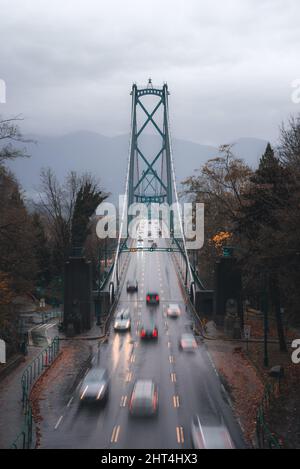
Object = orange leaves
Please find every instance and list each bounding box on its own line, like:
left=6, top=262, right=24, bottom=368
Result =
left=211, top=231, right=232, bottom=248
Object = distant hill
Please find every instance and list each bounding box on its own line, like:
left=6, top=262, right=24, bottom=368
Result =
left=6, top=131, right=268, bottom=201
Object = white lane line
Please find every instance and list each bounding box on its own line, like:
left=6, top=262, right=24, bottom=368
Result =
left=54, top=415, right=63, bottom=430
left=67, top=397, right=74, bottom=408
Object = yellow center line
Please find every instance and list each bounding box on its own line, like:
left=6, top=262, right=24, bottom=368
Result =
left=120, top=395, right=127, bottom=407
left=173, top=395, right=180, bottom=408
left=176, top=426, right=184, bottom=444
left=111, top=425, right=121, bottom=443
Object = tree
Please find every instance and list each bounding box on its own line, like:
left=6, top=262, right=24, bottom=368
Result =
left=235, top=143, right=291, bottom=351
left=182, top=145, right=252, bottom=287
left=0, top=115, right=31, bottom=163
left=31, top=212, right=51, bottom=287
left=71, top=178, right=107, bottom=249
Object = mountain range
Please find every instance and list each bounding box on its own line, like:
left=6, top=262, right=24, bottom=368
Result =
left=7, top=132, right=269, bottom=201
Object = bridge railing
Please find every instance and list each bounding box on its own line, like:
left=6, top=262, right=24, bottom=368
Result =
left=170, top=237, right=206, bottom=302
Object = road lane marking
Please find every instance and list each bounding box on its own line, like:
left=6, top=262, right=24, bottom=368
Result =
left=169, top=355, right=174, bottom=363
left=176, top=426, right=184, bottom=444
left=120, top=395, right=128, bottom=407
left=173, top=395, right=180, bottom=408
left=168, top=341, right=171, bottom=348
left=54, top=415, right=63, bottom=430
left=126, top=372, right=133, bottom=383
left=171, top=373, right=177, bottom=382
left=67, top=397, right=74, bottom=408
left=111, top=425, right=121, bottom=443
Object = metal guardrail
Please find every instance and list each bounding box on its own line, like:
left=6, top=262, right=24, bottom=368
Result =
left=11, top=337, right=60, bottom=449
left=256, top=382, right=282, bottom=449
left=40, top=310, right=62, bottom=324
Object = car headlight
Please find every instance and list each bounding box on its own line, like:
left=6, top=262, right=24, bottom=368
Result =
left=96, top=385, right=105, bottom=400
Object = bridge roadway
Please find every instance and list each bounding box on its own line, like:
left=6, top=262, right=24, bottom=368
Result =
left=41, top=238, right=245, bottom=449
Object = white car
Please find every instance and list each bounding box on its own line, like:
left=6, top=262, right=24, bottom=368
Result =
left=114, top=309, right=131, bottom=331
left=166, top=303, right=181, bottom=318
left=191, top=414, right=234, bottom=449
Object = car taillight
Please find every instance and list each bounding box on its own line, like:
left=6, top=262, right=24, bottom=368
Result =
left=152, top=329, right=158, bottom=338
left=155, top=295, right=159, bottom=301
left=141, top=330, right=146, bottom=337
left=152, top=392, right=157, bottom=409
left=146, top=295, right=150, bottom=302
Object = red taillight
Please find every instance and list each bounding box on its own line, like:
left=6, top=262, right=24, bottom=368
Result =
left=141, top=330, right=146, bottom=337
left=152, top=392, right=157, bottom=410
left=155, top=295, right=159, bottom=302
left=146, top=295, right=150, bottom=302
left=152, top=329, right=158, bottom=338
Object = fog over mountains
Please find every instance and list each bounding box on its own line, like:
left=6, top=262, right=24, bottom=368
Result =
left=7, top=132, right=268, bottom=201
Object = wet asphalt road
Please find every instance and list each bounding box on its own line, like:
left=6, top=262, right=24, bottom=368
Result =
left=40, top=240, right=245, bottom=449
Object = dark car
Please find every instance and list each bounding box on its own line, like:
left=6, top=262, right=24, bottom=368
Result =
left=127, top=280, right=138, bottom=293
left=140, top=320, right=158, bottom=340
left=151, top=242, right=157, bottom=249
left=146, top=292, right=160, bottom=306
left=79, top=368, right=109, bottom=404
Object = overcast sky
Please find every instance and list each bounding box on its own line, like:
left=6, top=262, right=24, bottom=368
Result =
left=0, top=0, right=300, bottom=145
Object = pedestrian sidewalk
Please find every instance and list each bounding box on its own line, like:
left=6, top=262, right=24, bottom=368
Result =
left=0, top=345, right=43, bottom=449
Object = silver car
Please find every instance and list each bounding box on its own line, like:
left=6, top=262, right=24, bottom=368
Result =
left=191, top=414, right=234, bottom=449
left=79, top=368, right=109, bottom=403
left=166, top=303, right=181, bottom=318
left=129, top=380, right=158, bottom=417
left=114, top=309, right=131, bottom=331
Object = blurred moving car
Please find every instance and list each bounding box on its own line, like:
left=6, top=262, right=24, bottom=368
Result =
left=79, top=368, right=109, bottom=403
left=146, top=292, right=160, bottom=306
left=127, top=279, right=138, bottom=293
left=114, top=309, right=131, bottom=331
left=140, top=320, right=158, bottom=340
left=191, top=414, right=234, bottom=449
left=179, top=333, right=197, bottom=351
left=151, top=242, right=157, bottom=249
left=129, top=380, right=158, bottom=417
left=166, top=303, right=181, bottom=318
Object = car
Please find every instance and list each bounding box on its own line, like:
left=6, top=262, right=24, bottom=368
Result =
left=179, top=333, right=197, bottom=351
left=137, top=240, right=143, bottom=248
left=127, top=280, right=138, bottom=293
left=166, top=303, right=181, bottom=318
left=79, top=368, right=109, bottom=403
left=129, top=380, right=158, bottom=417
left=191, top=414, right=234, bottom=449
left=114, top=309, right=131, bottom=331
left=140, top=321, right=158, bottom=340
left=146, top=292, right=160, bottom=306
left=151, top=242, right=157, bottom=249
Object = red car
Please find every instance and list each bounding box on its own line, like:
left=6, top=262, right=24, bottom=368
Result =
left=146, top=292, right=160, bottom=306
